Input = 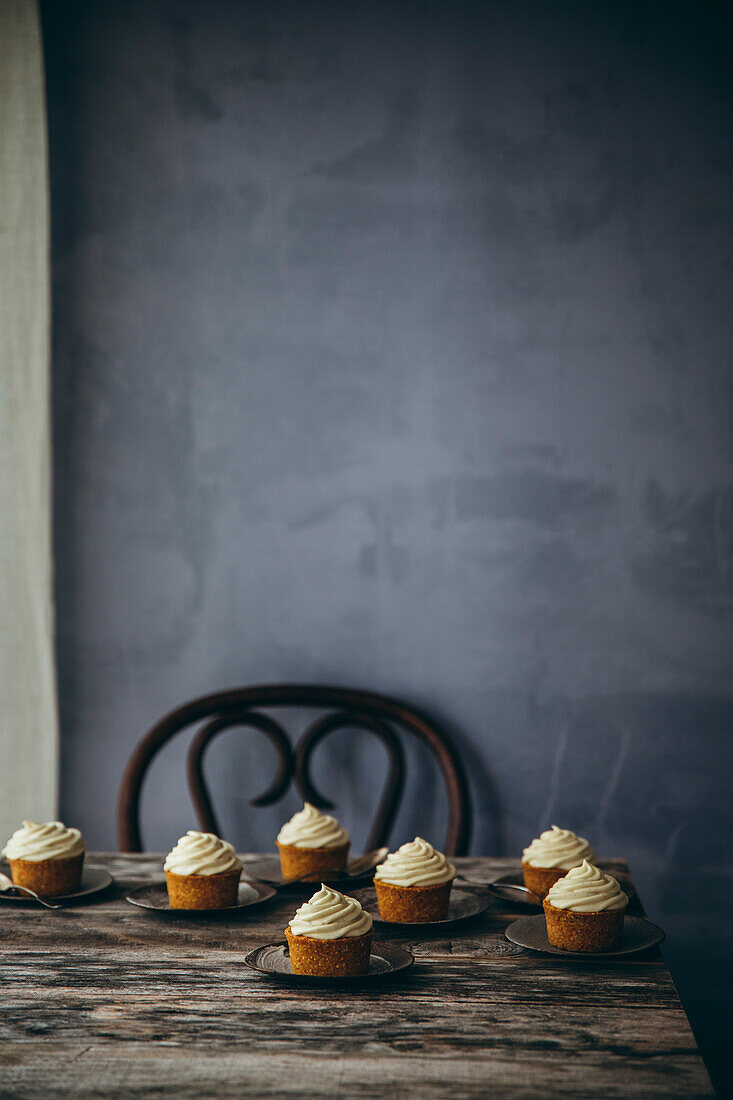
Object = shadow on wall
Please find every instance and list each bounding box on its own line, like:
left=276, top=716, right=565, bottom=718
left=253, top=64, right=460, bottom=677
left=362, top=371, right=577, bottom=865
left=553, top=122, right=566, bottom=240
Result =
left=490, top=690, right=732, bottom=914
left=633, top=481, right=733, bottom=617
left=428, top=703, right=504, bottom=854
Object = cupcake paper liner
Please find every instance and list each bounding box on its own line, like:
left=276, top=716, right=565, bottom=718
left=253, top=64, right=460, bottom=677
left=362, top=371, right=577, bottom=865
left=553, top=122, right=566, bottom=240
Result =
left=285, top=927, right=373, bottom=976
left=543, top=898, right=627, bottom=952
left=276, top=841, right=350, bottom=879
left=8, top=853, right=84, bottom=897
left=165, top=869, right=241, bottom=909
left=374, top=878, right=453, bottom=922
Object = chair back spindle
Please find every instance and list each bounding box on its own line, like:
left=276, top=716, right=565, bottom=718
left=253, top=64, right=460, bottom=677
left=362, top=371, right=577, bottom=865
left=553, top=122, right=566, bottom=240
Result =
left=117, top=685, right=471, bottom=856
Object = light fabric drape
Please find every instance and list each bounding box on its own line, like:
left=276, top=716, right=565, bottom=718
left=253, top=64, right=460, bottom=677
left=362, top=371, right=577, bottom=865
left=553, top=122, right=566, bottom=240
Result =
left=0, top=0, right=57, bottom=841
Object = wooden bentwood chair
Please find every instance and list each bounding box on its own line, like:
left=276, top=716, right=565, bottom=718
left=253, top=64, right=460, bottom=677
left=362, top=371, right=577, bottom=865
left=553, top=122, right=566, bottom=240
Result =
left=117, top=685, right=471, bottom=856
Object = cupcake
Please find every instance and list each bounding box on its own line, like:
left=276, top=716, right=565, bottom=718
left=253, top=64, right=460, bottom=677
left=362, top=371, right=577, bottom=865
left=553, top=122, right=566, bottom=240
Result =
left=285, top=884, right=373, bottom=976
left=2, top=820, right=85, bottom=896
left=276, top=802, right=350, bottom=879
left=543, top=860, right=628, bottom=952
left=164, top=831, right=243, bottom=909
left=521, top=825, right=594, bottom=900
left=374, top=837, right=456, bottom=922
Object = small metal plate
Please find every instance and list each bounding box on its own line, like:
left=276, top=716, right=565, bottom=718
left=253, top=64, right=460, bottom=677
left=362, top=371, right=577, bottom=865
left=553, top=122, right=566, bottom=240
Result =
left=505, top=914, right=665, bottom=959
left=0, top=864, right=113, bottom=904
left=125, top=879, right=276, bottom=916
left=245, top=941, right=414, bottom=984
left=470, top=870, right=637, bottom=909
left=483, top=872, right=542, bottom=907
left=244, top=852, right=385, bottom=889
left=356, top=887, right=492, bottom=929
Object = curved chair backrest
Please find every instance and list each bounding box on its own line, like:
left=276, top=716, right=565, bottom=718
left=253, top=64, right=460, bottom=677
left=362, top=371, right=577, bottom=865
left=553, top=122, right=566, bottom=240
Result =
left=117, top=685, right=471, bottom=856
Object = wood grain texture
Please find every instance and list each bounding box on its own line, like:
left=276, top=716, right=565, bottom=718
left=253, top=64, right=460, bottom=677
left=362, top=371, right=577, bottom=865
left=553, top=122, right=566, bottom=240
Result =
left=0, top=855, right=713, bottom=1098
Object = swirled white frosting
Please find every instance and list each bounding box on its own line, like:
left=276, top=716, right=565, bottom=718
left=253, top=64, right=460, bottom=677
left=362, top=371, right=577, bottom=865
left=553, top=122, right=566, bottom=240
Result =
left=276, top=802, right=349, bottom=849
left=2, top=821, right=84, bottom=862
left=374, top=837, right=456, bottom=887
left=163, top=832, right=243, bottom=876
left=288, top=884, right=372, bottom=939
left=522, top=825, right=594, bottom=870
left=545, top=860, right=628, bottom=912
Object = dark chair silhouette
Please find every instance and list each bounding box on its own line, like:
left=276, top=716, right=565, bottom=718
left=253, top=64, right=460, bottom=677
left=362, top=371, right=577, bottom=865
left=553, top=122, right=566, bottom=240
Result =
left=117, top=685, right=471, bottom=856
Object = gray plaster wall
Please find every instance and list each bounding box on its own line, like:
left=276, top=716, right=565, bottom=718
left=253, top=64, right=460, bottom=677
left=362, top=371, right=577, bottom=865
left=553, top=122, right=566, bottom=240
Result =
left=44, top=0, right=732, bottom=1078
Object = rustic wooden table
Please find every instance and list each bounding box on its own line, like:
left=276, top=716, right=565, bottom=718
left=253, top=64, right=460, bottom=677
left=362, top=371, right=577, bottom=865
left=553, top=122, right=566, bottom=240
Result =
left=0, top=854, right=713, bottom=1098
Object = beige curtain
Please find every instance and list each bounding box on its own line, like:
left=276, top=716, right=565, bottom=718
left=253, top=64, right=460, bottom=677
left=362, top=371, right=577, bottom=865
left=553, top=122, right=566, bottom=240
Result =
left=0, top=0, right=57, bottom=841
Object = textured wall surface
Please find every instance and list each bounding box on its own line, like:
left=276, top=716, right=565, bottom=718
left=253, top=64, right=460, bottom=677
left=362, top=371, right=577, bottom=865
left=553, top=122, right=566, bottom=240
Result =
left=44, top=0, right=732, bottom=1082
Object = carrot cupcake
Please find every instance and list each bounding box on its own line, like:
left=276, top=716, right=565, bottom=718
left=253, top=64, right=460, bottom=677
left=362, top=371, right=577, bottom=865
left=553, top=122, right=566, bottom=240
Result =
left=543, top=860, right=628, bottom=952
left=2, top=820, right=85, bottom=896
left=285, top=884, right=373, bottom=976
left=276, top=802, right=350, bottom=879
left=374, top=837, right=456, bottom=922
left=521, top=825, right=594, bottom=900
left=164, top=831, right=243, bottom=909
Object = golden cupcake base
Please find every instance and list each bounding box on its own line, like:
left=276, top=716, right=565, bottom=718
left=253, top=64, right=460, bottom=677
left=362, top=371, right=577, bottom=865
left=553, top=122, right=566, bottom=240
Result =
left=285, top=927, right=373, bottom=976
left=8, top=854, right=84, bottom=897
left=521, top=861, right=568, bottom=901
left=374, top=878, right=454, bottom=922
left=277, top=841, right=349, bottom=879
left=543, top=898, right=627, bottom=952
left=165, top=869, right=241, bottom=910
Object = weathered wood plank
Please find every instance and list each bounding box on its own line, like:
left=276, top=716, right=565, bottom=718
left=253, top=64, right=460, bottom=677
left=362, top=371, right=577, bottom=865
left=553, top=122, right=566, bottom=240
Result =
left=0, top=952, right=682, bottom=1012
left=0, top=1042, right=713, bottom=1098
left=0, top=913, right=659, bottom=961
left=0, top=973, right=704, bottom=1054
left=0, top=854, right=712, bottom=1098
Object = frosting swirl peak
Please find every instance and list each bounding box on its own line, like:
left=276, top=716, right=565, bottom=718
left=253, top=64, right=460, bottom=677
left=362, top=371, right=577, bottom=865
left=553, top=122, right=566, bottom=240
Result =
left=288, top=884, right=372, bottom=939
left=2, top=821, right=84, bottom=862
left=374, top=837, right=456, bottom=887
left=277, top=803, right=349, bottom=850
left=522, top=825, right=594, bottom=870
left=164, top=832, right=243, bottom=876
left=546, top=860, right=628, bottom=912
